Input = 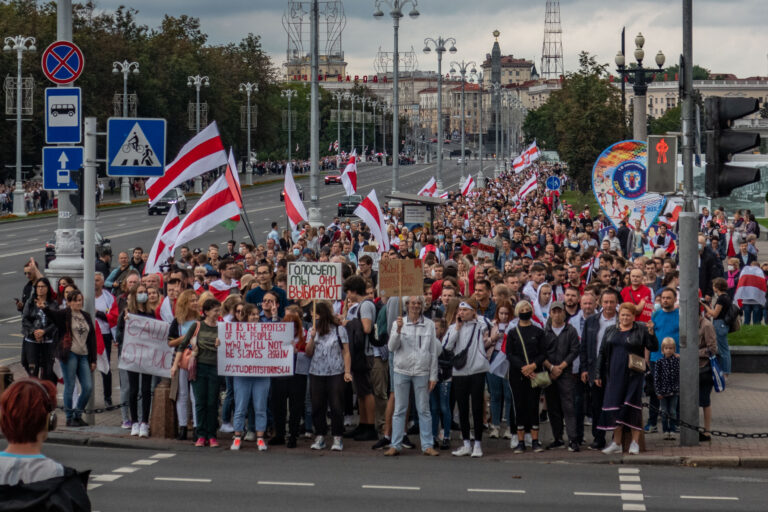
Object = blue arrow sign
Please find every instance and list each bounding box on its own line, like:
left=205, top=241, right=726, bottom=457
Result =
left=107, top=118, right=166, bottom=177
left=45, top=88, right=81, bottom=144
left=546, top=175, right=562, bottom=191
left=43, top=146, right=83, bottom=191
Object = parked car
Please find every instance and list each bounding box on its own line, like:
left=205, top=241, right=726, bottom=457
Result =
left=45, top=230, right=111, bottom=268
left=148, top=187, right=187, bottom=215
left=280, top=183, right=304, bottom=202
left=337, top=195, right=362, bottom=217
left=324, top=171, right=342, bottom=185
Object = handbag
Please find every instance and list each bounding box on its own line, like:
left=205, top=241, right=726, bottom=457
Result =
left=710, top=355, right=726, bottom=392
left=179, top=322, right=201, bottom=371
left=628, top=352, right=647, bottom=373
left=515, top=327, right=551, bottom=389
left=451, top=323, right=477, bottom=370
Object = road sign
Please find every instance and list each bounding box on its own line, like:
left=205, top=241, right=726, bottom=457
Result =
left=546, top=175, right=562, bottom=191
left=41, top=41, right=85, bottom=85
left=106, top=118, right=166, bottom=177
left=44, top=87, right=81, bottom=144
left=42, top=146, right=83, bottom=191
left=647, top=135, right=679, bottom=194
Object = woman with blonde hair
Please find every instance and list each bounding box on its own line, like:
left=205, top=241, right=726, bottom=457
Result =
left=167, top=290, right=200, bottom=440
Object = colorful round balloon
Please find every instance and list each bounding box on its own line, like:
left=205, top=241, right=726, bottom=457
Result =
left=591, top=140, right=666, bottom=232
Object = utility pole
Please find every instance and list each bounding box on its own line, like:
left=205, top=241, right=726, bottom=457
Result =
left=308, top=0, right=322, bottom=227
left=112, top=60, right=139, bottom=204
left=187, top=75, right=210, bottom=194
left=239, top=82, right=258, bottom=186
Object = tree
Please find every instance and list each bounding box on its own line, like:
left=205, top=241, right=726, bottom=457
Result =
left=649, top=105, right=681, bottom=135
left=657, top=64, right=710, bottom=81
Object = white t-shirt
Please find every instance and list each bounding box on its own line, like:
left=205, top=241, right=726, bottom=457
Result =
left=0, top=452, right=64, bottom=485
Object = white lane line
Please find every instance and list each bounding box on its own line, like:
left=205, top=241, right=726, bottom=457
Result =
left=574, top=492, right=621, bottom=497
left=113, top=467, right=139, bottom=473
left=28, top=238, right=38, bottom=241
left=131, top=459, right=158, bottom=466
left=87, top=483, right=103, bottom=490
left=91, top=474, right=123, bottom=482
left=620, top=484, right=643, bottom=492
left=257, top=481, right=315, bottom=487
left=619, top=468, right=640, bottom=474
left=621, top=493, right=644, bottom=501
left=619, top=475, right=641, bottom=482
left=622, top=505, right=646, bottom=511
left=155, top=477, right=212, bottom=483
left=2, top=271, right=16, bottom=275
left=362, top=485, right=420, bottom=491
left=680, top=496, right=739, bottom=501
left=150, top=453, right=176, bottom=459
left=467, top=489, right=525, bottom=494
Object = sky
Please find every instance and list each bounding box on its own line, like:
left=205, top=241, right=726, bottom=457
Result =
left=94, top=0, right=768, bottom=78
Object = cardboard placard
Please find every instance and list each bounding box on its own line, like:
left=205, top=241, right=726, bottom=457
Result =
left=359, top=248, right=381, bottom=271
left=378, top=258, right=423, bottom=298
left=217, top=322, right=295, bottom=377
left=287, top=262, right=343, bottom=300
left=118, top=313, right=173, bottom=378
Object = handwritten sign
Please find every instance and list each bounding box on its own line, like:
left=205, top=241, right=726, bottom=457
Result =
left=287, top=262, right=343, bottom=300
left=118, top=313, right=173, bottom=378
left=378, top=258, right=423, bottom=298
left=360, top=245, right=381, bottom=271
left=217, top=322, right=295, bottom=377
left=476, top=237, right=497, bottom=261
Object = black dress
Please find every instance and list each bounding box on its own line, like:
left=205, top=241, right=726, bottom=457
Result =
left=598, top=329, right=644, bottom=431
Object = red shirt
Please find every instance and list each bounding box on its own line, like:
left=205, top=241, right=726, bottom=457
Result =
left=621, top=285, right=653, bottom=318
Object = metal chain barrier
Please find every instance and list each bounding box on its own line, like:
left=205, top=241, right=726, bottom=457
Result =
left=642, top=401, right=768, bottom=439
left=56, top=401, right=129, bottom=415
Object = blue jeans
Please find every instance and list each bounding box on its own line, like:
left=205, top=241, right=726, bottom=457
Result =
left=63, top=353, right=93, bottom=420
left=233, top=376, right=270, bottom=434
left=429, top=381, right=451, bottom=439
left=391, top=372, right=433, bottom=451
left=713, top=319, right=731, bottom=375
left=486, top=372, right=512, bottom=426
left=222, top=376, right=234, bottom=423
left=742, top=303, right=762, bottom=325
left=660, top=395, right=679, bottom=433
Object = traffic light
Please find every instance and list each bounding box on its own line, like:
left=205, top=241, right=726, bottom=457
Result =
left=704, top=96, right=761, bottom=198
left=67, top=167, right=84, bottom=216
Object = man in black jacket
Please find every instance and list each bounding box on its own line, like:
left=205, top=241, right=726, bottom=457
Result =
left=698, top=234, right=721, bottom=298
left=544, top=302, right=581, bottom=452
left=579, top=288, right=619, bottom=450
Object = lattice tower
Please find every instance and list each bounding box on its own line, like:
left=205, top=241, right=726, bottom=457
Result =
left=541, top=0, right=564, bottom=79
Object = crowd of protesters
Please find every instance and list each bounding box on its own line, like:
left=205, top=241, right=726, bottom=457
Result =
left=12, top=161, right=753, bottom=457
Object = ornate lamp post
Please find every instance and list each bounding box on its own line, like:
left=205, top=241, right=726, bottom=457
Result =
left=424, top=35, right=456, bottom=193
left=187, top=74, right=210, bottom=194
left=450, top=59, right=476, bottom=183
left=239, top=82, right=258, bottom=185
left=332, top=90, right=345, bottom=162
left=112, top=60, right=139, bottom=204
left=281, top=88, right=297, bottom=161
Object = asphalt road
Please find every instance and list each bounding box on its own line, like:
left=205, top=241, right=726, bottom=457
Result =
left=0, top=158, right=480, bottom=364
left=5, top=443, right=766, bottom=512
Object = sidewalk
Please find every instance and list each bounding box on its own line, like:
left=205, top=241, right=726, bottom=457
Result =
left=5, top=351, right=767, bottom=467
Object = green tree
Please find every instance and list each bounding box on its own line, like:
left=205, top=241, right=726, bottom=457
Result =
left=649, top=105, right=681, bottom=135
left=657, top=64, right=710, bottom=81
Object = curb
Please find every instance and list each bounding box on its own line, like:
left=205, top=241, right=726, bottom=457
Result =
left=622, top=454, right=768, bottom=468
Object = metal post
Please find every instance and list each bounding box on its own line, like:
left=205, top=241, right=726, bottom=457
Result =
left=437, top=51, right=444, bottom=191
left=113, top=60, right=139, bottom=204
left=194, top=83, right=202, bottom=194
left=56, top=0, right=75, bottom=229
left=479, top=74, right=484, bottom=175
left=361, top=97, right=366, bottom=160
left=308, top=0, right=322, bottom=227
left=371, top=101, right=377, bottom=156
left=288, top=95, right=292, bottom=161
left=391, top=15, right=400, bottom=206
left=460, top=75, right=466, bottom=182
left=495, top=86, right=500, bottom=175
left=13, top=40, right=25, bottom=216
left=679, top=0, right=698, bottom=447
left=83, top=117, right=97, bottom=425
left=238, top=83, right=257, bottom=186
left=351, top=95, right=356, bottom=155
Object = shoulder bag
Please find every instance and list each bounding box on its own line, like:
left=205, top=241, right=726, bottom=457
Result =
left=451, top=323, right=476, bottom=370
left=515, top=327, right=551, bottom=389
left=179, top=322, right=201, bottom=371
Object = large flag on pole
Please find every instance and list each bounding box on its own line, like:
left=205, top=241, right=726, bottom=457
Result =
left=173, top=173, right=241, bottom=250
left=461, top=176, right=475, bottom=197
left=353, top=189, right=389, bottom=253
left=418, top=177, right=437, bottom=197
left=519, top=173, right=538, bottom=199
left=146, top=122, right=227, bottom=205
left=512, top=141, right=541, bottom=173
left=341, top=150, right=358, bottom=195
left=284, top=163, right=308, bottom=230
left=145, top=204, right=181, bottom=275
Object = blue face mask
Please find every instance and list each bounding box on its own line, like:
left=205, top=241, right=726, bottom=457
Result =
left=293, top=249, right=300, bottom=256
left=438, top=234, right=445, bottom=240
left=136, top=293, right=148, bottom=304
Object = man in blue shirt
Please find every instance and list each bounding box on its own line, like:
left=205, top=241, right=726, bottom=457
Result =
left=646, top=287, right=679, bottom=433
left=245, top=262, right=288, bottom=318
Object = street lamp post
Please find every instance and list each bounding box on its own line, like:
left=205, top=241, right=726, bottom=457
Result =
left=615, top=32, right=665, bottom=141
left=239, top=82, right=258, bottom=186
left=423, top=35, right=456, bottom=194
left=113, top=60, right=139, bottom=204
left=332, top=90, right=344, bottom=162
left=374, top=0, right=419, bottom=209
left=4, top=35, right=36, bottom=217
left=360, top=96, right=367, bottom=160
left=370, top=100, right=378, bottom=156
left=451, top=60, right=477, bottom=184
left=187, top=74, right=210, bottom=194
left=476, top=72, right=484, bottom=176
left=281, top=88, right=297, bottom=162
left=348, top=93, right=357, bottom=154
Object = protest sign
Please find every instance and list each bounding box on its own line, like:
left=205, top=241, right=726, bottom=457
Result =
left=360, top=245, right=381, bottom=271
left=217, top=322, right=295, bottom=377
left=118, top=313, right=173, bottom=378
left=287, top=262, right=342, bottom=300
left=378, top=258, right=423, bottom=298
left=477, top=237, right=497, bottom=261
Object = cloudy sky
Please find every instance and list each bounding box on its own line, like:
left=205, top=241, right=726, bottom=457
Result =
left=95, top=0, right=767, bottom=78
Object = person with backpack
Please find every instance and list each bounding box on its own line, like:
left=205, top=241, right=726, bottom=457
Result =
left=702, top=277, right=733, bottom=376
left=340, top=275, right=379, bottom=442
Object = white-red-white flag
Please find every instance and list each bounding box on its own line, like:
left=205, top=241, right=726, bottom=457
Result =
left=461, top=176, right=475, bottom=197
left=341, top=150, right=358, bottom=195
left=284, top=163, right=308, bottom=230
left=173, top=172, right=241, bottom=250
left=519, top=173, right=538, bottom=199
left=144, top=204, right=181, bottom=275
left=512, top=141, right=541, bottom=173
left=146, top=122, right=227, bottom=205
left=418, top=177, right=437, bottom=197
left=353, top=189, right=389, bottom=253
left=660, top=197, right=683, bottom=229
left=734, top=266, right=767, bottom=307
left=439, top=191, right=449, bottom=199
left=225, top=149, right=244, bottom=210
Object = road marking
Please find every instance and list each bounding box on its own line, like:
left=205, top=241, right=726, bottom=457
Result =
left=362, top=485, right=420, bottom=491
left=622, top=505, right=646, bottom=511
left=467, top=489, right=526, bottom=494
left=117, top=223, right=126, bottom=227
left=680, top=496, right=739, bottom=501
left=155, top=477, right=211, bottom=483
left=574, top=492, right=621, bottom=497
left=619, top=475, right=641, bottom=482
left=87, top=483, right=103, bottom=490
left=619, top=468, right=640, bottom=474
left=257, top=481, right=315, bottom=487
left=132, top=459, right=158, bottom=466
left=1, top=271, right=15, bottom=275
left=150, top=453, right=176, bottom=459
left=91, top=474, right=123, bottom=482
left=113, top=467, right=139, bottom=473
left=621, top=484, right=643, bottom=492
left=621, top=493, right=644, bottom=501
left=0, top=315, right=20, bottom=322
left=619, top=468, right=645, bottom=510
left=28, top=238, right=38, bottom=241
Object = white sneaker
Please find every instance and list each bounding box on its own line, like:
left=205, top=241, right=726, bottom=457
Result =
left=452, top=445, right=472, bottom=457
left=628, top=441, right=640, bottom=455
left=602, top=442, right=622, bottom=454
left=471, top=443, right=483, bottom=458
left=139, top=423, right=149, bottom=438
left=503, top=428, right=513, bottom=440
left=220, top=422, right=234, bottom=433
left=331, top=436, right=343, bottom=451
left=257, top=438, right=267, bottom=451
left=524, top=432, right=533, bottom=448
left=344, top=415, right=354, bottom=427
left=244, top=432, right=257, bottom=442
left=130, top=423, right=140, bottom=436
left=311, top=435, right=326, bottom=450
left=230, top=436, right=242, bottom=451
left=489, top=425, right=500, bottom=439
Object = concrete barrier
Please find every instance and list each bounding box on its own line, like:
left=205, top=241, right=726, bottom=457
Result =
left=731, top=346, right=768, bottom=373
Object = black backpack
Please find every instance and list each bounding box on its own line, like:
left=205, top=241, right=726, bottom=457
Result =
left=345, top=301, right=373, bottom=372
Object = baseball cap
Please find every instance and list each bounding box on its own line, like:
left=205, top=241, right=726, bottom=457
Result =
left=193, top=248, right=202, bottom=255
left=444, top=260, right=458, bottom=270
left=550, top=301, right=565, bottom=310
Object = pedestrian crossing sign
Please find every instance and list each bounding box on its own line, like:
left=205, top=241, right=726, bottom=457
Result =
left=106, top=117, right=166, bottom=177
